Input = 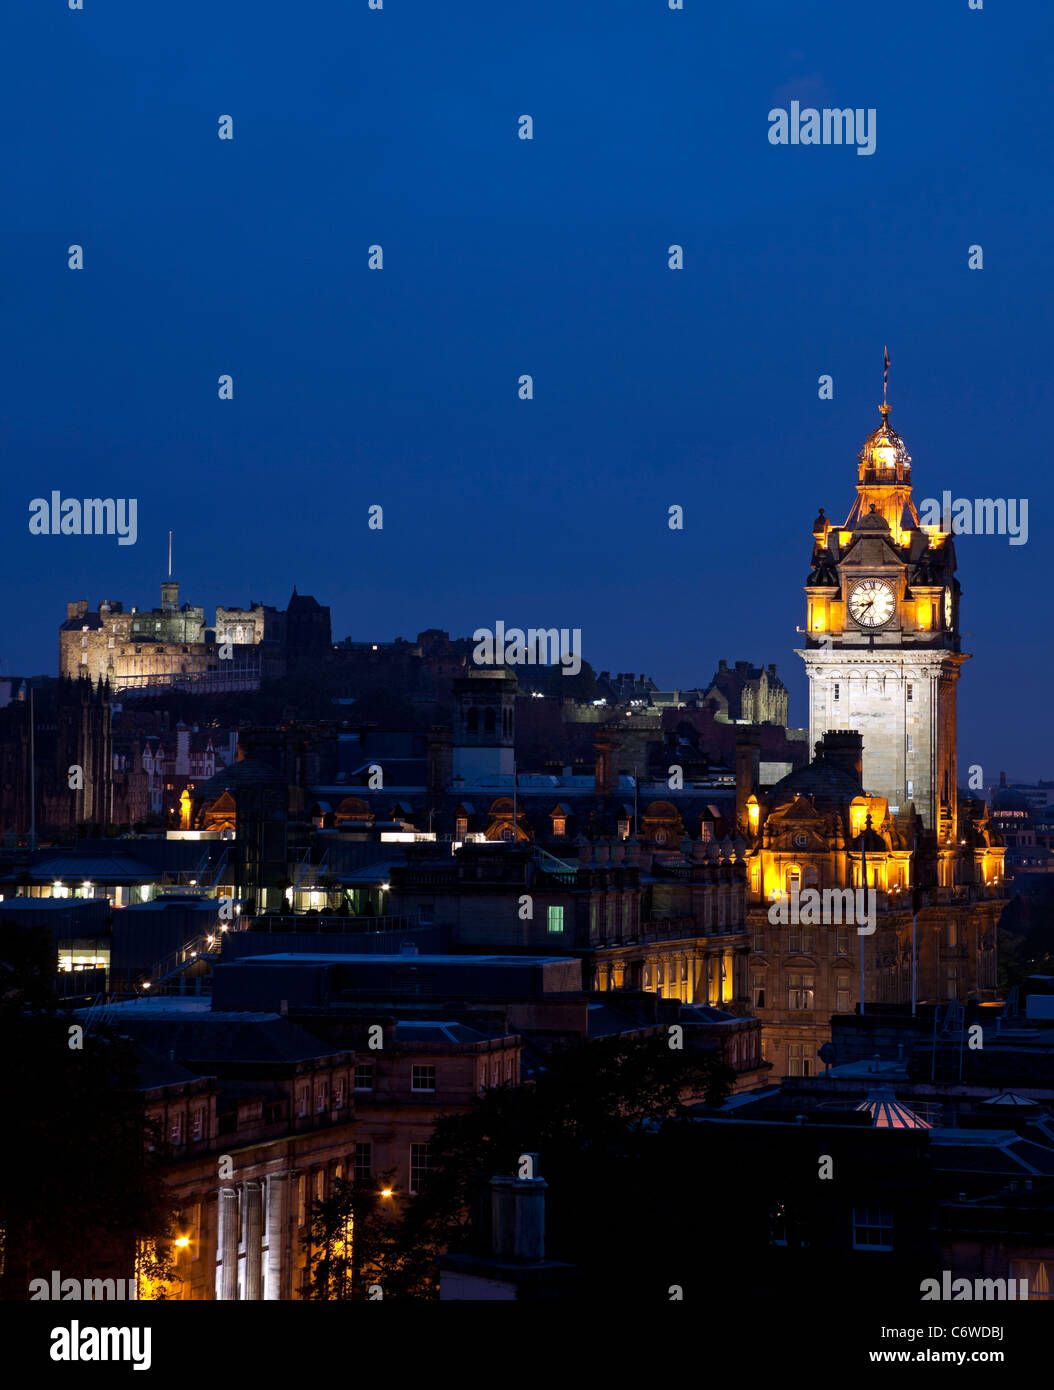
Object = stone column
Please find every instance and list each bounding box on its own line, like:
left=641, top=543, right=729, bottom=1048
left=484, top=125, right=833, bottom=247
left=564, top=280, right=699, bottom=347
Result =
left=244, top=1181, right=263, bottom=1300
left=217, top=1187, right=239, bottom=1301
left=264, top=1173, right=288, bottom=1300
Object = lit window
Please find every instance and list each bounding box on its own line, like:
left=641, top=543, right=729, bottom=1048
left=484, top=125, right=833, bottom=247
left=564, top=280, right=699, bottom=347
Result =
left=410, top=1143, right=432, bottom=1195
left=552, top=816, right=567, bottom=837
left=769, top=1202, right=788, bottom=1246
left=411, top=1064, right=436, bottom=1093
left=547, top=905, right=564, bottom=933
left=787, top=973, right=814, bottom=1010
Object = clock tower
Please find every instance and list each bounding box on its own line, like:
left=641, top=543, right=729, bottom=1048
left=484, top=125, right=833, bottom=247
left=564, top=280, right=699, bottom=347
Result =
left=797, top=398, right=963, bottom=846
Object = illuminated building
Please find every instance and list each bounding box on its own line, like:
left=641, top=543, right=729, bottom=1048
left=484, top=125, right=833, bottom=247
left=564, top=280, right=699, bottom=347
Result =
left=742, top=387, right=1006, bottom=1076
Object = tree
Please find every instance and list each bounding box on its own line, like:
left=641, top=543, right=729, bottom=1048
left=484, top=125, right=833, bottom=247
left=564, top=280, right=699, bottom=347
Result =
left=383, top=1032, right=736, bottom=1298
left=301, top=1172, right=399, bottom=1300
left=0, top=922, right=177, bottom=1298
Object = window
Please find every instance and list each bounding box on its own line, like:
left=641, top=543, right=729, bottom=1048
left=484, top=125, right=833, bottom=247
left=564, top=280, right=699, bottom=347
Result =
left=906, top=684, right=913, bottom=702
left=788, top=1043, right=812, bottom=1077
left=752, top=972, right=766, bottom=1009
left=552, top=816, right=566, bottom=837
left=753, top=925, right=766, bottom=951
left=410, top=1143, right=432, bottom=1195
left=590, top=902, right=599, bottom=938
left=852, top=1206, right=894, bottom=1251
left=354, top=1144, right=372, bottom=1183
left=947, top=921, right=957, bottom=947
left=314, top=1169, right=325, bottom=1202
left=907, top=780, right=914, bottom=798
left=836, top=974, right=851, bottom=1013
left=547, top=905, right=564, bottom=933
left=833, top=683, right=840, bottom=702
left=787, top=973, right=814, bottom=1010
left=417, top=904, right=434, bottom=926
left=297, top=1175, right=307, bottom=1225
left=334, top=1077, right=346, bottom=1110
left=1010, top=1260, right=1053, bottom=1299
left=316, top=1082, right=329, bottom=1114
left=411, top=1064, right=436, bottom=1093
left=169, top=1112, right=183, bottom=1146
left=354, top=1065, right=374, bottom=1091
left=191, top=1108, right=204, bottom=1141
left=455, top=817, right=468, bottom=840
left=484, top=708, right=495, bottom=735
left=836, top=928, right=850, bottom=955
left=297, top=1085, right=310, bottom=1117
left=769, top=1202, right=788, bottom=1246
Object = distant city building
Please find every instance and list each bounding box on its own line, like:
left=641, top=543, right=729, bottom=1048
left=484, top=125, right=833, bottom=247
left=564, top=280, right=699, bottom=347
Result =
left=59, top=582, right=328, bottom=695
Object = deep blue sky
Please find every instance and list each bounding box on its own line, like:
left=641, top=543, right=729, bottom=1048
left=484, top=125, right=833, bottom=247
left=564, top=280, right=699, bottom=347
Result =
left=2, top=1, right=1051, bottom=784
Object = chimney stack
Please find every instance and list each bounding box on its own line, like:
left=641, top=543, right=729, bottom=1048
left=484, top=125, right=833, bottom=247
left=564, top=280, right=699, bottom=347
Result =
left=490, top=1168, right=547, bottom=1262
left=819, top=730, right=864, bottom=784
left=594, top=731, right=618, bottom=799
left=735, top=728, right=761, bottom=827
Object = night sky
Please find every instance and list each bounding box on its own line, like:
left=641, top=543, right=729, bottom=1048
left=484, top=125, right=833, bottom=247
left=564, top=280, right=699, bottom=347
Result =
left=3, top=1, right=1051, bottom=784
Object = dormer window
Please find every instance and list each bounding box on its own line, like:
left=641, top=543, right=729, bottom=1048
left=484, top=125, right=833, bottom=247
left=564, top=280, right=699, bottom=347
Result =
left=455, top=816, right=468, bottom=839
left=552, top=816, right=567, bottom=837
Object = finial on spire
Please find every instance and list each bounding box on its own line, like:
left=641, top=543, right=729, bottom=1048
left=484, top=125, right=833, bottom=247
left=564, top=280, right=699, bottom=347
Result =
left=168, top=530, right=173, bottom=579
left=880, top=344, right=891, bottom=418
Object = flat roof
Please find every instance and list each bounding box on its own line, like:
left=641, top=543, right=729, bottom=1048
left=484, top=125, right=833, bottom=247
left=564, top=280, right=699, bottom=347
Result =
left=229, top=953, right=572, bottom=966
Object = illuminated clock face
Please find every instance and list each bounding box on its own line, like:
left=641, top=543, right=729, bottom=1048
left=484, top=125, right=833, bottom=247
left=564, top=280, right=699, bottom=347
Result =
left=848, top=579, right=895, bottom=628
left=944, top=587, right=953, bottom=628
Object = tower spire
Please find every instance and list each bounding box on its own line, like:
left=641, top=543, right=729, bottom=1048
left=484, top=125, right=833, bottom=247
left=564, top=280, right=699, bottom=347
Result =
left=168, top=530, right=173, bottom=579
left=881, top=344, right=890, bottom=418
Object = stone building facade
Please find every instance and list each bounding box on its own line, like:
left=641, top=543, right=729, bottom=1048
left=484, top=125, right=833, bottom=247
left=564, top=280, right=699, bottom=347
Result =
left=59, top=583, right=329, bottom=694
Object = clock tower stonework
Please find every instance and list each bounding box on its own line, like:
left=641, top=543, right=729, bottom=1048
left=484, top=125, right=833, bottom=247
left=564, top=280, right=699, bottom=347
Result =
left=796, top=404, right=962, bottom=843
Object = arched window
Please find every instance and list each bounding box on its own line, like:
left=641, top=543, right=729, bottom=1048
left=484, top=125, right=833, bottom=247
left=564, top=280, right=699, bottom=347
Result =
left=485, top=708, right=496, bottom=735
left=785, top=865, right=801, bottom=894
left=467, top=708, right=478, bottom=733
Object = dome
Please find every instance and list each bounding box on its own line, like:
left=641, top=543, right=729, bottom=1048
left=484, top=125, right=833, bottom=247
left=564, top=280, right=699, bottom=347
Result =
left=858, top=406, right=911, bottom=483
left=856, top=502, right=891, bottom=532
